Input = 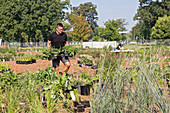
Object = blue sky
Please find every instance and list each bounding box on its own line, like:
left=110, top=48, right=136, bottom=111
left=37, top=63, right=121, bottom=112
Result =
left=70, top=0, right=139, bottom=32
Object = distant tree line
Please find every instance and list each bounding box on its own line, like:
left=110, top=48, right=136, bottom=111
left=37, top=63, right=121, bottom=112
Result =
left=0, top=0, right=70, bottom=44
left=2, top=0, right=167, bottom=43
left=131, top=0, right=170, bottom=40
left=0, top=0, right=128, bottom=43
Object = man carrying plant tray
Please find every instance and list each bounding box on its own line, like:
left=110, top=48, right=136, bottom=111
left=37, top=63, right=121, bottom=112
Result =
left=47, top=23, right=71, bottom=76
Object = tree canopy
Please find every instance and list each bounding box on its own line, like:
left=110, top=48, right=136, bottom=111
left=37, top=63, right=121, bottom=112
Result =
left=98, top=19, right=123, bottom=41
left=133, top=0, right=170, bottom=39
left=69, top=14, right=91, bottom=42
left=67, top=2, right=98, bottom=39
left=0, top=0, right=70, bottom=42
left=151, top=15, right=170, bottom=39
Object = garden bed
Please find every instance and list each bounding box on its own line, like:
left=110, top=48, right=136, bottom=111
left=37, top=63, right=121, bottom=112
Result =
left=0, top=46, right=170, bottom=112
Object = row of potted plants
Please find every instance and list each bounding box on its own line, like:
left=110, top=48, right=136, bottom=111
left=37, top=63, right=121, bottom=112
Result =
left=16, top=55, right=36, bottom=64
left=41, top=46, right=79, bottom=60
left=77, top=57, right=97, bottom=69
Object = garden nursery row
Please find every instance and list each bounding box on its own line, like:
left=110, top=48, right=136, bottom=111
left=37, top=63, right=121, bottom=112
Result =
left=0, top=45, right=169, bottom=112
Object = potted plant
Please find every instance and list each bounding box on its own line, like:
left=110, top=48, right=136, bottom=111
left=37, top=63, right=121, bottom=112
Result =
left=79, top=57, right=94, bottom=67
left=0, top=63, right=10, bottom=73
left=41, top=49, right=51, bottom=60
left=31, top=56, right=37, bottom=63
left=62, top=46, right=79, bottom=57
left=16, top=55, right=32, bottom=64
left=72, top=75, right=93, bottom=96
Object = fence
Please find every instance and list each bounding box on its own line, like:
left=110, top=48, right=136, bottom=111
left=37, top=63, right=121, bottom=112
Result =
left=1, top=41, right=117, bottom=48
left=0, top=41, right=82, bottom=48
left=0, top=39, right=169, bottom=48
left=82, top=41, right=117, bottom=48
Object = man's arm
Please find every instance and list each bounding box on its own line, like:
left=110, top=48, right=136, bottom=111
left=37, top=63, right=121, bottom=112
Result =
left=47, top=40, right=51, bottom=49
left=65, top=41, right=69, bottom=46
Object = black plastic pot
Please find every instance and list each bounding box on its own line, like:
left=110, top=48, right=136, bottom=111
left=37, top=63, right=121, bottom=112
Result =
left=85, top=63, right=93, bottom=66
left=80, top=101, right=90, bottom=107
left=73, top=101, right=79, bottom=107
left=72, top=84, right=91, bottom=95
left=166, top=79, right=170, bottom=88
left=77, top=105, right=85, bottom=112
left=77, top=60, right=81, bottom=64
left=96, top=70, right=98, bottom=74
left=80, top=85, right=91, bottom=95
left=91, top=65, right=97, bottom=69
left=16, top=61, right=32, bottom=64
left=48, top=54, right=58, bottom=60
left=92, top=79, right=99, bottom=83
left=32, top=59, right=36, bottom=63
left=79, top=63, right=83, bottom=67
left=72, top=85, right=78, bottom=90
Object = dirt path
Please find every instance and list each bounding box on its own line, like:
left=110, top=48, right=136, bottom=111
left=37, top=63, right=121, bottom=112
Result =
left=4, top=57, right=97, bottom=77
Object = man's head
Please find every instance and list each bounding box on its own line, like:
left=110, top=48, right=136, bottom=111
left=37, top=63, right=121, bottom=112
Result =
left=56, top=23, right=63, bottom=34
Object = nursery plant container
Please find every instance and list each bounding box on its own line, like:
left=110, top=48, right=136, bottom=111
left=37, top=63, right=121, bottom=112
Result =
left=77, top=105, right=85, bottom=112
left=80, top=85, right=91, bottom=95
left=77, top=60, right=81, bottom=64
left=73, top=101, right=79, bottom=107
left=91, top=65, right=97, bottom=69
left=85, top=63, right=93, bottom=66
left=92, top=79, right=99, bottom=83
left=79, top=64, right=83, bottom=67
left=80, top=101, right=90, bottom=107
left=16, top=61, right=32, bottom=64
left=166, top=78, right=170, bottom=88
left=72, top=85, right=78, bottom=90
left=32, top=59, right=36, bottom=63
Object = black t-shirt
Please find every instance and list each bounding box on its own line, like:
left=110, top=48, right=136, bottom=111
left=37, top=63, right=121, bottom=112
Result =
left=116, top=43, right=123, bottom=50
left=48, top=32, right=67, bottom=49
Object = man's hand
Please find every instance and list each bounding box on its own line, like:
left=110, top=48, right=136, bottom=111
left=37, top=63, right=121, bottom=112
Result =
left=47, top=40, right=51, bottom=49
left=65, top=41, right=69, bottom=46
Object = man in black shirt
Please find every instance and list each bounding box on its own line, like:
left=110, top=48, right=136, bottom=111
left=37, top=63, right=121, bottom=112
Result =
left=116, top=41, right=124, bottom=50
left=47, top=23, right=71, bottom=75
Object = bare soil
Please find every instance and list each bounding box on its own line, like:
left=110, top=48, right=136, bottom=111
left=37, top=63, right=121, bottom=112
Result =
left=4, top=57, right=97, bottom=77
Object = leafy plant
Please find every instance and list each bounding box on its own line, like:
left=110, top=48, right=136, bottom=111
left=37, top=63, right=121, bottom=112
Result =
left=16, top=55, right=33, bottom=61
left=41, top=46, right=78, bottom=60
left=53, top=72, right=74, bottom=101
left=0, top=71, right=23, bottom=91
left=80, top=57, right=93, bottom=64
left=0, top=63, right=10, bottom=72
left=72, top=73, right=93, bottom=86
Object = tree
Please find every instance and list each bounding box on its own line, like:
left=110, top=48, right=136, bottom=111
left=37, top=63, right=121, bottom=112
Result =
left=0, top=0, right=70, bottom=43
left=134, top=0, right=170, bottom=39
left=131, top=22, right=144, bottom=40
left=98, top=19, right=123, bottom=41
left=151, top=15, right=170, bottom=39
left=117, top=18, right=128, bottom=32
left=69, top=14, right=91, bottom=42
left=67, top=2, right=98, bottom=40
